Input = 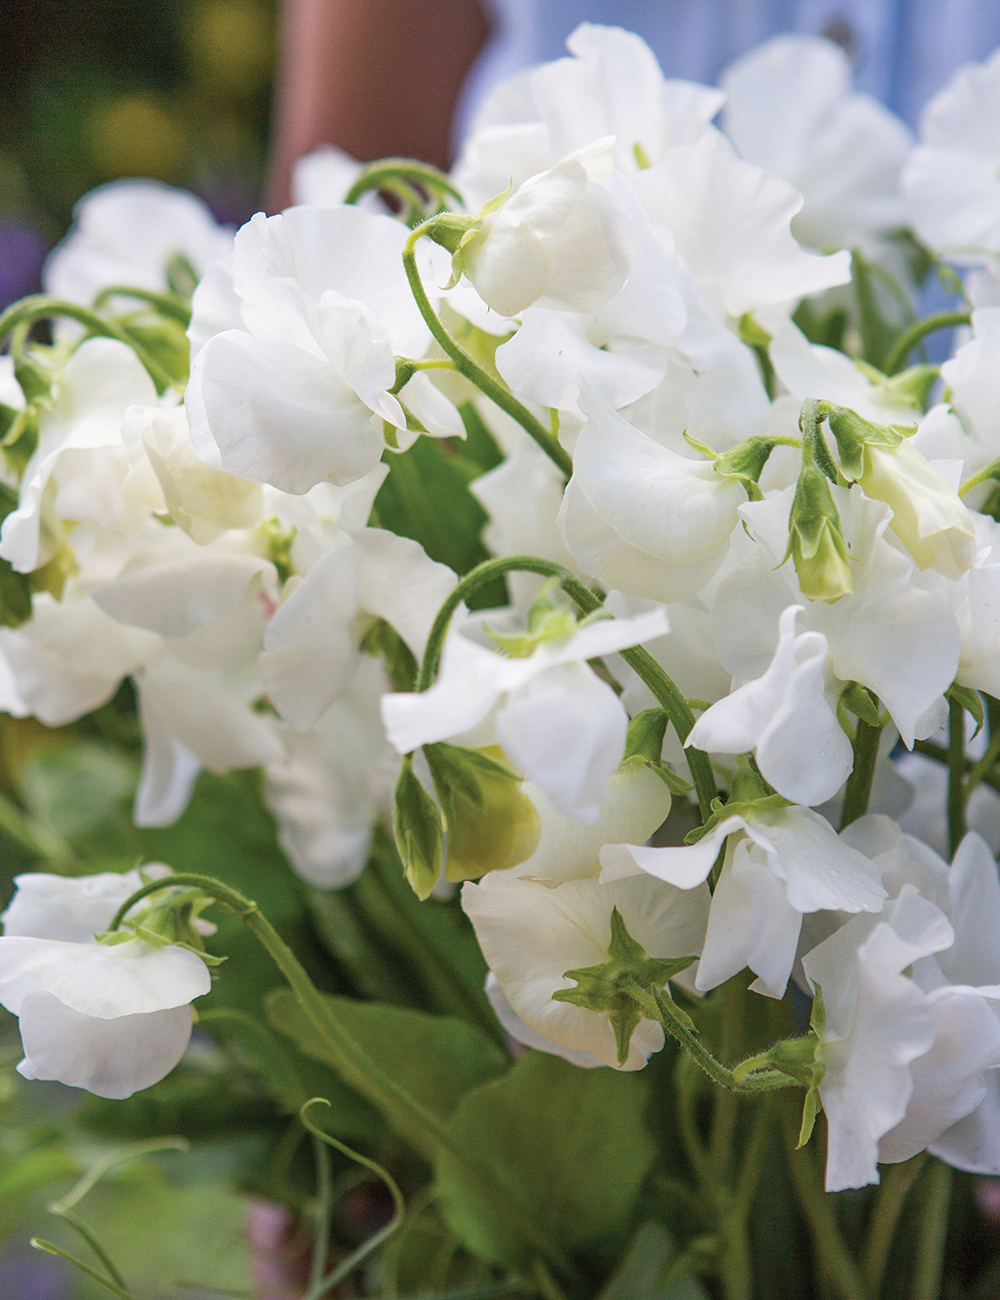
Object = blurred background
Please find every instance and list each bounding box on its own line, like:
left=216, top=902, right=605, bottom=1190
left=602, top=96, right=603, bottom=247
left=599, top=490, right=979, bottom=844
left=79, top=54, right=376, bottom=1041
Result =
left=0, top=0, right=276, bottom=309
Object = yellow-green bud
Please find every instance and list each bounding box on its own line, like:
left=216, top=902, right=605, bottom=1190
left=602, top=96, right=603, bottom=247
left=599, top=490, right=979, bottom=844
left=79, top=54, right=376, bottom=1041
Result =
left=425, top=743, right=541, bottom=882
left=786, top=464, right=854, bottom=603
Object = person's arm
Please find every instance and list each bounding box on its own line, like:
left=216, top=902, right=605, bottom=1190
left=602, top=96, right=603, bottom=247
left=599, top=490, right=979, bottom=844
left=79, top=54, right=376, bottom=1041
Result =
left=266, top=0, right=490, bottom=211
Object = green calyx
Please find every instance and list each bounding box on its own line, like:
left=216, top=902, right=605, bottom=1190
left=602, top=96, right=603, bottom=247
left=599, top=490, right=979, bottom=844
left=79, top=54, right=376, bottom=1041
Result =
left=392, top=754, right=444, bottom=900
left=684, top=758, right=788, bottom=845
left=97, top=881, right=224, bottom=965
left=734, top=989, right=827, bottom=1146
left=486, top=577, right=597, bottom=657
left=818, top=402, right=914, bottom=483
left=622, top=709, right=692, bottom=794
left=554, top=907, right=697, bottom=1065
left=685, top=431, right=801, bottom=503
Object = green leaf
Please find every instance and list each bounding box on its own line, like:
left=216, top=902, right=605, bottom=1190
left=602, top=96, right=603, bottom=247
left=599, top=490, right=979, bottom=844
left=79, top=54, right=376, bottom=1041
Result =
left=393, top=756, right=445, bottom=900
left=372, top=435, right=505, bottom=608
left=435, top=1051, right=657, bottom=1267
left=266, top=987, right=509, bottom=1159
left=0, top=1147, right=79, bottom=1202
left=597, top=1221, right=710, bottom=1299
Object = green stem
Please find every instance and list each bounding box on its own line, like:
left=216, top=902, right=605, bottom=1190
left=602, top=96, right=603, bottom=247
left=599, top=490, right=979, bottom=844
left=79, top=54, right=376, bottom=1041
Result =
left=414, top=554, right=718, bottom=821
left=912, top=1160, right=952, bottom=1300
left=779, top=1106, right=868, bottom=1300
left=948, top=696, right=966, bottom=856
left=300, top=1098, right=406, bottom=1300
left=967, top=713, right=1000, bottom=795
left=307, top=1131, right=333, bottom=1293
left=345, top=159, right=466, bottom=209
left=638, top=986, right=792, bottom=1097
left=30, top=1239, right=136, bottom=1299
left=108, top=875, right=573, bottom=1279
left=0, top=295, right=177, bottom=392
left=840, top=717, right=883, bottom=830
left=402, top=226, right=573, bottom=477
left=51, top=1210, right=127, bottom=1289
left=861, top=1153, right=926, bottom=1299
left=90, top=286, right=191, bottom=324
left=883, top=311, right=971, bottom=376
left=799, top=397, right=840, bottom=484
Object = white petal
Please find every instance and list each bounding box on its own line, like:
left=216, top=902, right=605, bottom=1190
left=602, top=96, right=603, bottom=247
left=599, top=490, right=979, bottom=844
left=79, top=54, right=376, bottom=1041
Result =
left=0, top=936, right=210, bottom=1018
left=513, top=761, right=672, bottom=882
left=695, top=840, right=802, bottom=997
left=496, top=662, right=627, bottom=823
left=605, top=817, right=749, bottom=890
left=186, top=329, right=387, bottom=494
left=485, top=972, right=603, bottom=1068
left=353, top=527, right=457, bottom=661
left=18, top=993, right=194, bottom=1098
left=757, top=806, right=886, bottom=915
left=261, top=545, right=360, bottom=730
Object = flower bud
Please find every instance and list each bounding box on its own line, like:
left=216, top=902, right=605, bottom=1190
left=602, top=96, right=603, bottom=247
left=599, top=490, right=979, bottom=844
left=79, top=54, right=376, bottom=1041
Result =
left=425, top=743, right=541, bottom=882
left=786, top=464, right=854, bottom=603
left=823, top=404, right=976, bottom=579
left=457, top=143, right=636, bottom=317
left=392, top=757, right=444, bottom=901
left=860, top=439, right=976, bottom=579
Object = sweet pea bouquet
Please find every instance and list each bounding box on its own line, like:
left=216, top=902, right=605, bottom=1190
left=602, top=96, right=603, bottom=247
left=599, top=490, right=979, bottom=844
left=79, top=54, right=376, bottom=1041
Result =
left=5, top=23, right=1000, bottom=1300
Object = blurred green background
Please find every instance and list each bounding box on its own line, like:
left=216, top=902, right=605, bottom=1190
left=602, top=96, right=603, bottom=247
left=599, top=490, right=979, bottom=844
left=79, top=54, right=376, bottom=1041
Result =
left=0, top=0, right=277, bottom=308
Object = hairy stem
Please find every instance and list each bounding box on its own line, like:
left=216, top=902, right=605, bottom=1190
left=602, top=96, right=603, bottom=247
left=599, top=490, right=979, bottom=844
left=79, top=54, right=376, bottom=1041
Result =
left=912, top=1160, right=952, bottom=1300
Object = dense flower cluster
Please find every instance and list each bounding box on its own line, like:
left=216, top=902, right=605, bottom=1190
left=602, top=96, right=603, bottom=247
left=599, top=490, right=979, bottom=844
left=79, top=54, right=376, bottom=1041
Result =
left=5, top=24, right=1000, bottom=1201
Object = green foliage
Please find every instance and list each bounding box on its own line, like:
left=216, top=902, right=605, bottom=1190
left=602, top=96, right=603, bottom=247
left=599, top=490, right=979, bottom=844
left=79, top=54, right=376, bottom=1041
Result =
left=373, top=432, right=506, bottom=608
left=266, top=988, right=509, bottom=1157
left=392, top=755, right=445, bottom=901
left=596, top=1221, right=709, bottom=1299
left=435, top=1051, right=657, bottom=1269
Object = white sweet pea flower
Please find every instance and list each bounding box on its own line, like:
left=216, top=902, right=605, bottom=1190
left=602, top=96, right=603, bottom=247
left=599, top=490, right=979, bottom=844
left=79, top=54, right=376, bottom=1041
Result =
left=559, top=386, right=748, bottom=603
left=495, top=176, right=686, bottom=412
left=0, top=337, right=158, bottom=574
left=0, top=930, right=211, bottom=1099
left=629, top=132, right=852, bottom=321
left=842, top=825, right=1000, bottom=1176
left=459, top=140, right=637, bottom=318
left=43, top=179, right=233, bottom=306
left=720, top=35, right=910, bottom=253
left=122, top=404, right=263, bottom=543
left=802, top=885, right=954, bottom=1190
left=381, top=608, right=669, bottom=822
left=603, top=797, right=885, bottom=999
left=1, top=866, right=169, bottom=944
left=452, top=23, right=723, bottom=210
left=688, top=604, right=853, bottom=807
left=936, top=307, right=1000, bottom=482
left=259, top=471, right=457, bottom=730
left=461, top=870, right=709, bottom=1070
left=186, top=205, right=451, bottom=494
left=902, top=49, right=1000, bottom=262
left=714, top=485, right=961, bottom=750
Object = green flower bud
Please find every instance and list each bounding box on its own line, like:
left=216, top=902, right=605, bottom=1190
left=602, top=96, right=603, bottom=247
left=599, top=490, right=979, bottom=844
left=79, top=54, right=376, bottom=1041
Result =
left=392, top=756, right=444, bottom=900
left=425, top=742, right=541, bottom=882
left=786, top=464, right=854, bottom=603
